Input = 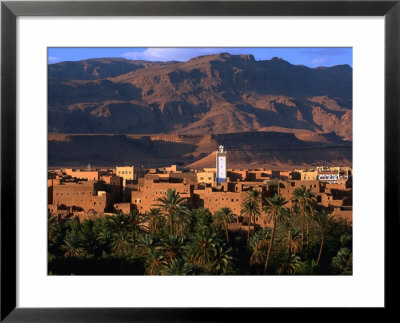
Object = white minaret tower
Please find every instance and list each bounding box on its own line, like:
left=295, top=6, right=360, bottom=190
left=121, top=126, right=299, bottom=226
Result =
left=216, top=145, right=227, bottom=185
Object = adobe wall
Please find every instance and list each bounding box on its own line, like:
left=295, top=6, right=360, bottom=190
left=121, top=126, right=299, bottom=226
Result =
left=51, top=180, right=121, bottom=213
left=131, top=181, right=192, bottom=213
left=227, top=170, right=248, bottom=181
left=197, top=172, right=215, bottom=185
left=278, top=179, right=352, bottom=222
left=113, top=203, right=134, bottom=214
left=64, top=169, right=99, bottom=181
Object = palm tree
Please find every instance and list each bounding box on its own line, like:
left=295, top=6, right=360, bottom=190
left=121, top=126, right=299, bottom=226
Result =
left=61, top=232, right=84, bottom=258
left=245, top=189, right=261, bottom=231
left=161, top=258, right=193, bottom=275
left=48, top=212, right=60, bottom=244
left=246, top=189, right=262, bottom=203
left=159, top=235, right=186, bottom=264
left=263, top=193, right=289, bottom=273
left=110, top=212, right=130, bottom=232
left=97, top=227, right=113, bottom=253
left=249, top=228, right=271, bottom=270
left=154, top=189, right=189, bottom=237
left=110, top=230, right=134, bottom=256
left=127, top=210, right=146, bottom=242
left=331, top=247, right=352, bottom=275
left=314, top=208, right=335, bottom=263
left=137, top=234, right=155, bottom=257
left=291, top=185, right=316, bottom=253
left=185, top=229, right=218, bottom=270
left=241, top=197, right=261, bottom=248
left=144, top=208, right=165, bottom=234
left=172, top=209, right=191, bottom=236
left=281, top=228, right=302, bottom=255
left=210, top=245, right=234, bottom=274
left=191, top=208, right=213, bottom=232
left=213, top=207, right=235, bottom=243
left=277, top=251, right=301, bottom=275
left=145, top=249, right=167, bottom=275
left=80, top=220, right=99, bottom=254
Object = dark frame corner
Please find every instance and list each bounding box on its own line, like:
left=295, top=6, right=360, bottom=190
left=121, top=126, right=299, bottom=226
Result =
left=1, top=1, right=399, bottom=321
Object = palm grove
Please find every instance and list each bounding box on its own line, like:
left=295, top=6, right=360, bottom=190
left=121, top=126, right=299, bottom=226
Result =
left=48, top=185, right=352, bottom=275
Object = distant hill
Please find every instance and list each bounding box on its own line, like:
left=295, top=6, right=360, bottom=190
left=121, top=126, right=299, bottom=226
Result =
left=48, top=53, right=352, bottom=168
left=48, top=132, right=352, bottom=169
left=48, top=57, right=178, bottom=80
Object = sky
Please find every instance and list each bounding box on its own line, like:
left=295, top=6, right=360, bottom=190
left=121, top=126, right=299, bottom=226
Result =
left=48, top=47, right=352, bottom=68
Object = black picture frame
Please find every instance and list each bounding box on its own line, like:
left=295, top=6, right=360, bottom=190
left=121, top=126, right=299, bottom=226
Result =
left=1, top=0, right=398, bottom=321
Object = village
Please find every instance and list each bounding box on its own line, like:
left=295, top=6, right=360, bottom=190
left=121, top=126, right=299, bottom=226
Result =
left=48, top=145, right=352, bottom=231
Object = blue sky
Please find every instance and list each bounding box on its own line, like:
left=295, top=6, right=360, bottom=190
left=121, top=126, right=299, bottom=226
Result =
left=48, top=47, right=352, bottom=68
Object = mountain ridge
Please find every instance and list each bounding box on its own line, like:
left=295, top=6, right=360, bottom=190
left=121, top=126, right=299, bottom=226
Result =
left=48, top=53, right=352, bottom=168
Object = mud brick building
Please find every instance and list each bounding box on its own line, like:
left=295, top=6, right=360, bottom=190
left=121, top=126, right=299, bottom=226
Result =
left=64, top=169, right=100, bottom=181
left=116, top=165, right=147, bottom=186
left=49, top=176, right=123, bottom=216
left=278, top=179, right=352, bottom=222
left=193, top=181, right=274, bottom=228
left=131, top=176, right=193, bottom=213
left=196, top=171, right=215, bottom=185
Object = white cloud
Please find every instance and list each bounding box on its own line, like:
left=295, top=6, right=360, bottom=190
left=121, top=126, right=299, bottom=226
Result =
left=122, top=48, right=247, bottom=62
left=48, top=56, right=60, bottom=64
left=311, top=58, right=328, bottom=66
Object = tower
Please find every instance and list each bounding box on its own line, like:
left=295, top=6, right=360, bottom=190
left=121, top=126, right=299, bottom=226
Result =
left=216, top=145, right=227, bottom=185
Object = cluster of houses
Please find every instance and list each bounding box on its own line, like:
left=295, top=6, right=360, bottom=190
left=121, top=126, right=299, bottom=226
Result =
left=48, top=150, right=352, bottom=230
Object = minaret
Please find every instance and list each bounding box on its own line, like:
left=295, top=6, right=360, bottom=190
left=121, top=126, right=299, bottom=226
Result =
left=216, top=145, right=227, bottom=185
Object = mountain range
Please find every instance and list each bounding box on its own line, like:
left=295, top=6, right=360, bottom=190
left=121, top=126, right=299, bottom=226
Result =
left=48, top=53, right=352, bottom=169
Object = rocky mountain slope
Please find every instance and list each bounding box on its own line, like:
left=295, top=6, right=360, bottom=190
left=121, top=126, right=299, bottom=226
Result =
left=48, top=53, right=352, bottom=168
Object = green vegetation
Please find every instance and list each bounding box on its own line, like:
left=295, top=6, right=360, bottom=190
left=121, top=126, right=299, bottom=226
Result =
left=48, top=187, right=352, bottom=275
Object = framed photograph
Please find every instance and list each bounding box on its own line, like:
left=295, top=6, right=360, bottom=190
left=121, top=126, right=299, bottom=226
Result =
left=1, top=0, right=398, bottom=321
